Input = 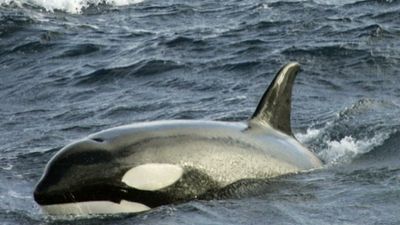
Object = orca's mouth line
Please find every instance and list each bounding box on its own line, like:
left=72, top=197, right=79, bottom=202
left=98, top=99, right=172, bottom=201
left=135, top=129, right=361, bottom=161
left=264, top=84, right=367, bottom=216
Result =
left=34, top=184, right=173, bottom=208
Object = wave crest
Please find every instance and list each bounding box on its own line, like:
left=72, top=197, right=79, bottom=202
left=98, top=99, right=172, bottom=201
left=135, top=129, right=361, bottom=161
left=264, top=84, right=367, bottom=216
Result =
left=0, top=0, right=144, bottom=14
left=297, top=98, right=400, bottom=165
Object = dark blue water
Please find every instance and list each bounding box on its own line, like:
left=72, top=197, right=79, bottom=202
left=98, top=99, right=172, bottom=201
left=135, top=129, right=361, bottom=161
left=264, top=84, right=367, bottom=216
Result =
left=1, top=0, right=400, bottom=224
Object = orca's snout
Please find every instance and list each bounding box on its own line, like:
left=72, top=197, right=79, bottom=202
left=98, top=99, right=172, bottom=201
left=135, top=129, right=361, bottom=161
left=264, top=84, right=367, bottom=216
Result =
left=33, top=139, right=113, bottom=206
left=33, top=179, right=49, bottom=205
left=33, top=168, right=67, bottom=206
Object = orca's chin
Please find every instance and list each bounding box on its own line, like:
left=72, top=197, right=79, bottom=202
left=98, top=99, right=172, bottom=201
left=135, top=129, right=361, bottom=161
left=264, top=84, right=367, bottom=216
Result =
left=33, top=181, right=167, bottom=215
left=39, top=200, right=151, bottom=215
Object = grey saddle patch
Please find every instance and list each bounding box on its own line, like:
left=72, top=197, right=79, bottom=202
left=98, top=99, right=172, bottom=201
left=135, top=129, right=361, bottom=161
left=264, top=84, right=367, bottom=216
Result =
left=250, top=62, right=300, bottom=137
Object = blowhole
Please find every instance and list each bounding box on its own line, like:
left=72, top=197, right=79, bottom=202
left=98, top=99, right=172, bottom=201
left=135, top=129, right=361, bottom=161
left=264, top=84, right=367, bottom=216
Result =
left=92, top=138, right=104, bottom=143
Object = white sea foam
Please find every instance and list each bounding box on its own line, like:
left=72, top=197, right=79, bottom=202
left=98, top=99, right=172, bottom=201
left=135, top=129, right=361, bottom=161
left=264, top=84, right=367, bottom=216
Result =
left=296, top=123, right=390, bottom=165
left=318, top=132, right=390, bottom=165
left=0, top=0, right=144, bottom=14
left=296, top=128, right=322, bottom=144
left=265, top=0, right=364, bottom=6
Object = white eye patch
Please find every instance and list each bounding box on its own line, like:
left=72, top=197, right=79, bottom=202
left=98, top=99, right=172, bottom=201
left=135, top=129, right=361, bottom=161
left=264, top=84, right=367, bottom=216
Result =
left=122, top=163, right=183, bottom=191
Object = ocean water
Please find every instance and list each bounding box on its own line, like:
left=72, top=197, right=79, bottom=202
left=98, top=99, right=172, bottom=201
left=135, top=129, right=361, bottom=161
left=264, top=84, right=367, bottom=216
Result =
left=1, top=0, right=400, bottom=224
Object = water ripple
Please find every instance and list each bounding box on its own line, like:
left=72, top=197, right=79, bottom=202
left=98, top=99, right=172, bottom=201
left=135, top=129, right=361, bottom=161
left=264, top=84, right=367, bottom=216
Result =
left=75, top=59, right=185, bottom=85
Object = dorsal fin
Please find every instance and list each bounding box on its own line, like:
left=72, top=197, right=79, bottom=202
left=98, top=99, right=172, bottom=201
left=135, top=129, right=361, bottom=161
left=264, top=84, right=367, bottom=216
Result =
left=250, top=62, right=300, bottom=136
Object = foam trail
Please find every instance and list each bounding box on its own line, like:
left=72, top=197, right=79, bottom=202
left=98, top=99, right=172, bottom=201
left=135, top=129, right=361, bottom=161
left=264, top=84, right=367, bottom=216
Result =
left=0, top=0, right=144, bottom=14
left=297, top=124, right=391, bottom=165
left=296, top=128, right=322, bottom=144
left=319, top=132, right=390, bottom=165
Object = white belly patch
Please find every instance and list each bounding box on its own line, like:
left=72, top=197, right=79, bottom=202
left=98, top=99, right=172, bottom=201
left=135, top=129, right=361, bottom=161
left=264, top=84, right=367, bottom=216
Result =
left=41, top=200, right=150, bottom=215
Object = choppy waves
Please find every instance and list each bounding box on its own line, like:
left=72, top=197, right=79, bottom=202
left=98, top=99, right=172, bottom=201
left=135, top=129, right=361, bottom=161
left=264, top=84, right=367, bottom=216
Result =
left=1, top=0, right=400, bottom=224
left=297, top=98, right=400, bottom=165
left=0, top=0, right=144, bottom=13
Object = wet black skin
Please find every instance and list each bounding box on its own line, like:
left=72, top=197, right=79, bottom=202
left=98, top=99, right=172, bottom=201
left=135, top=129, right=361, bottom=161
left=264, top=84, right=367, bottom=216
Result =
left=33, top=63, right=321, bottom=210
left=33, top=138, right=220, bottom=208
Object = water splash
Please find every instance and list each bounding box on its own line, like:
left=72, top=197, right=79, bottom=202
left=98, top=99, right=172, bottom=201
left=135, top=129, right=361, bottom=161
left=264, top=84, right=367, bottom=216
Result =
left=297, top=124, right=391, bottom=165
left=296, top=98, right=398, bottom=165
left=0, top=0, right=144, bottom=14
left=296, top=128, right=321, bottom=144
left=319, top=133, right=390, bottom=164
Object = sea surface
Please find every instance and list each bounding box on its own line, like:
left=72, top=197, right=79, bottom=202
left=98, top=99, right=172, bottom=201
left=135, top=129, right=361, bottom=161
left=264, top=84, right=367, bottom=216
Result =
left=1, top=0, right=400, bottom=224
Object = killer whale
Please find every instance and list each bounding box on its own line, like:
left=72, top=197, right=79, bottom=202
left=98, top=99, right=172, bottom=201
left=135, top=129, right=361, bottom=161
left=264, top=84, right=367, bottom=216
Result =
left=33, top=62, right=322, bottom=215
